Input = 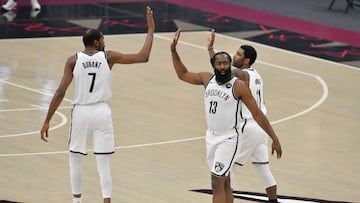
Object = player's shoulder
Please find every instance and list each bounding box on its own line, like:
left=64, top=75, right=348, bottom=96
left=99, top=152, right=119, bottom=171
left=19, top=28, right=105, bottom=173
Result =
left=234, top=77, right=246, bottom=86
left=66, top=54, right=77, bottom=63
left=232, top=68, right=249, bottom=80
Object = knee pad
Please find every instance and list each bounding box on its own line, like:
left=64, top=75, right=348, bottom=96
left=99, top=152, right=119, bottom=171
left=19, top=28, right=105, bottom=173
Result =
left=253, top=163, right=276, bottom=188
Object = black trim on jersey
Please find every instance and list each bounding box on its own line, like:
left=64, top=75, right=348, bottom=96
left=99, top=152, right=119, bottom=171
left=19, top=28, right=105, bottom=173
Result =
left=231, top=78, right=239, bottom=100
left=211, top=172, right=223, bottom=177
left=252, top=161, right=269, bottom=165
left=235, top=162, right=243, bottom=166
left=232, top=79, right=245, bottom=120
left=70, top=150, right=88, bottom=156
left=94, top=151, right=115, bottom=155
left=204, top=74, right=215, bottom=88
left=241, top=119, right=247, bottom=133
left=69, top=149, right=115, bottom=156
left=103, top=50, right=108, bottom=60
left=233, top=99, right=240, bottom=129
left=68, top=106, right=74, bottom=149
left=235, top=161, right=269, bottom=166
left=239, top=100, right=244, bottom=119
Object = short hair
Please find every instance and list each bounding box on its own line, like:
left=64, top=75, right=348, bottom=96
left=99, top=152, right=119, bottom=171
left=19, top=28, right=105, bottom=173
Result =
left=210, top=51, right=232, bottom=67
left=82, top=29, right=102, bottom=47
left=240, top=45, right=257, bottom=66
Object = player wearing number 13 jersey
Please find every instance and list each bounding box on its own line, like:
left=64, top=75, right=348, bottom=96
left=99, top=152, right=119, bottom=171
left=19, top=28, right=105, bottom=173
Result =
left=207, top=29, right=282, bottom=202
left=171, top=29, right=281, bottom=203
left=204, top=75, right=242, bottom=178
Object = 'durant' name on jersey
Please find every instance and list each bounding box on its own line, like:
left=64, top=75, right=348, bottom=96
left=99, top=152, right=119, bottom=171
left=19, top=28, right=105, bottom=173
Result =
left=205, top=89, right=230, bottom=101
left=82, top=60, right=102, bottom=69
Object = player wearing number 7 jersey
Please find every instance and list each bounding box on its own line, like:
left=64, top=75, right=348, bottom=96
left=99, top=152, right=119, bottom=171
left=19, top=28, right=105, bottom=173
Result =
left=40, top=6, right=155, bottom=203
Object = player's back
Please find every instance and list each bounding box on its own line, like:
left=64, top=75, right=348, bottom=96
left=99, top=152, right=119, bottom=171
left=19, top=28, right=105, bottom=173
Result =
left=72, top=51, right=112, bottom=105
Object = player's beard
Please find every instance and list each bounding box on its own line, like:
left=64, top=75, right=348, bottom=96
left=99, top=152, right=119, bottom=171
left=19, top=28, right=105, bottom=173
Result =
left=214, top=68, right=232, bottom=85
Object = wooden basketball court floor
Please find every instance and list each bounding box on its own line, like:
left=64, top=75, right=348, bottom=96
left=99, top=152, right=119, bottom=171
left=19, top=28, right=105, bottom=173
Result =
left=0, top=31, right=359, bottom=203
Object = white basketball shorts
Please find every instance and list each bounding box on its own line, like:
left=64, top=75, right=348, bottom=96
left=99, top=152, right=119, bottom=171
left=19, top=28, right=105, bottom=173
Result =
left=235, top=119, right=269, bottom=165
left=206, top=129, right=240, bottom=177
left=69, top=102, right=115, bottom=155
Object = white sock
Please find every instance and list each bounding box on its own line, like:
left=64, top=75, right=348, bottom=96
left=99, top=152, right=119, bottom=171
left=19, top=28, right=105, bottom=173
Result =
left=73, top=197, right=82, bottom=203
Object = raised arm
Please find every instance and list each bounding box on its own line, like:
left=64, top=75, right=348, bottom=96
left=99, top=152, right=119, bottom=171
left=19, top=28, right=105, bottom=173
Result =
left=207, top=29, right=216, bottom=58
left=107, top=6, right=155, bottom=67
left=234, top=79, right=282, bottom=158
left=171, top=29, right=211, bottom=86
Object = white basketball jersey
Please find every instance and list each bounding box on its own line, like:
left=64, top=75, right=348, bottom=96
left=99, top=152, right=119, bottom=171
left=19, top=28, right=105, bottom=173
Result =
left=72, top=51, right=112, bottom=105
left=240, top=68, right=267, bottom=119
left=205, top=76, right=240, bottom=131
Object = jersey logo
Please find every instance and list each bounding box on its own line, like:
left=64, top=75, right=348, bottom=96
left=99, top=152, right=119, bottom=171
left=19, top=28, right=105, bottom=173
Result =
left=225, top=83, right=232, bottom=88
left=214, top=162, right=225, bottom=172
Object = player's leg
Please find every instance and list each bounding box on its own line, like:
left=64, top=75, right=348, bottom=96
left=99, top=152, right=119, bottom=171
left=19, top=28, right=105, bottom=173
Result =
left=68, top=105, right=91, bottom=203
left=224, top=174, right=233, bottom=203
left=231, top=119, right=262, bottom=188
left=252, top=141, right=278, bottom=202
left=92, top=103, right=115, bottom=203
left=208, top=130, right=239, bottom=203
left=69, top=152, right=84, bottom=203
left=253, top=163, right=277, bottom=202
left=96, top=154, right=112, bottom=203
left=211, top=174, right=227, bottom=203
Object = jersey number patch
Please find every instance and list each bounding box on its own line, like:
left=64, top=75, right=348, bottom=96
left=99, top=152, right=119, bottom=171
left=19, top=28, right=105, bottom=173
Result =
left=88, top=72, right=96, bottom=93
left=209, top=101, right=218, bottom=114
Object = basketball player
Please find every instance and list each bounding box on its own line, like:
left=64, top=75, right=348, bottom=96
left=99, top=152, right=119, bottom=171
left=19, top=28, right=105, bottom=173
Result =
left=40, top=6, right=155, bottom=203
left=207, top=29, right=280, bottom=203
left=170, top=28, right=282, bottom=203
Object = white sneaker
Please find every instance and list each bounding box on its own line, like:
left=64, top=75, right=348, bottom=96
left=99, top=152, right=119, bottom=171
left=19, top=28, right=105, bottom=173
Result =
left=1, top=0, right=17, bottom=11
left=30, top=8, right=40, bottom=18
left=31, top=0, right=41, bottom=11
left=2, top=10, right=16, bottom=22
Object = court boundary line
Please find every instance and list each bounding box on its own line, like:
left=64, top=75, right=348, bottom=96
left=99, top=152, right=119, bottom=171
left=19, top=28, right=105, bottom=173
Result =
left=0, top=32, right=328, bottom=157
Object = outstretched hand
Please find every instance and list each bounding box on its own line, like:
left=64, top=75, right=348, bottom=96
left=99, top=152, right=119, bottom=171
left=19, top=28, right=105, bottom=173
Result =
left=207, top=29, right=215, bottom=48
left=146, top=6, right=155, bottom=33
left=170, top=28, right=181, bottom=51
